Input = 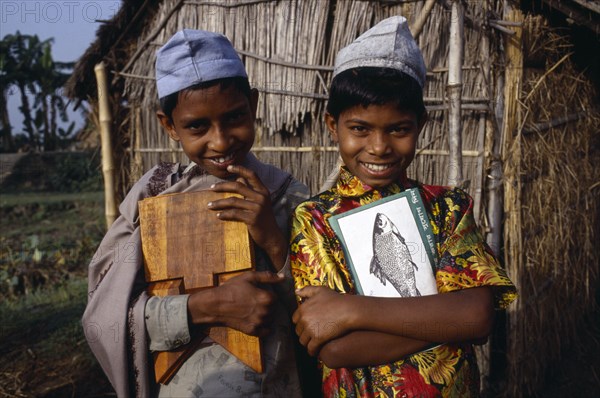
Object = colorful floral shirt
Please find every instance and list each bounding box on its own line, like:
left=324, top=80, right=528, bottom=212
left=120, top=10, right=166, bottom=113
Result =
left=290, top=167, right=517, bottom=398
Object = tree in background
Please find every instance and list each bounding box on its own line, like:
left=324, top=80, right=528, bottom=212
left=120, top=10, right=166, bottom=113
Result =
left=35, top=39, right=75, bottom=151
left=0, top=36, right=16, bottom=151
left=1, top=32, right=44, bottom=150
left=0, top=32, right=75, bottom=152
left=0, top=35, right=17, bottom=151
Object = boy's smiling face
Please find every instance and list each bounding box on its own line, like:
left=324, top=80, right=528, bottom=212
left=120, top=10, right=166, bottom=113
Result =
left=326, top=103, right=424, bottom=188
left=158, top=84, right=258, bottom=179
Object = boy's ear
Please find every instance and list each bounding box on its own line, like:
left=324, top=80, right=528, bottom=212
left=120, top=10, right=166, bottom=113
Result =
left=249, top=88, right=259, bottom=118
left=325, top=112, right=339, bottom=143
left=156, top=111, right=180, bottom=141
left=417, top=111, right=428, bottom=135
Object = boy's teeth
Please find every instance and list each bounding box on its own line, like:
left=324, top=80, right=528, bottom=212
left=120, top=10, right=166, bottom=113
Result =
left=364, top=163, right=390, bottom=171
left=215, top=154, right=234, bottom=163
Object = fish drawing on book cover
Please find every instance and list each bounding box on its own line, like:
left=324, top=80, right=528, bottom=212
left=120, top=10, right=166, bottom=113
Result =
left=370, top=213, right=421, bottom=297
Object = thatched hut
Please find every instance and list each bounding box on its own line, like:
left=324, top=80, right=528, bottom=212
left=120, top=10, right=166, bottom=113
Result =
left=66, top=0, right=600, bottom=396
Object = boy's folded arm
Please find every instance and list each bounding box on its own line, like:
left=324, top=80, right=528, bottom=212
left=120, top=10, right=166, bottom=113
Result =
left=349, top=286, right=495, bottom=343
left=318, top=331, right=431, bottom=369
left=294, top=285, right=494, bottom=350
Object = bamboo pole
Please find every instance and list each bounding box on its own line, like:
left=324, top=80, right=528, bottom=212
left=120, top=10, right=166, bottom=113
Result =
left=500, top=7, right=524, bottom=271
left=133, top=106, right=144, bottom=182
left=522, top=110, right=587, bottom=134
left=487, top=87, right=504, bottom=255
left=498, top=7, right=524, bottom=394
left=447, top=0, right=464, bottom=187
left=475, top=0, right=492, bottom=227
left=94, top=62, right=118, bottom=229
left=411, top=0, right=437, bottom=39
left=485, top=0, right=503, bottom=256
left=473, top=113, right=486, bottom=223
left=474, top=1, right=492, bottom=388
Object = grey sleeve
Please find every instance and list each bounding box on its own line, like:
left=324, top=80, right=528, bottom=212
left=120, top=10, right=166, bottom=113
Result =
left=144, top=294, right=191, bottom=352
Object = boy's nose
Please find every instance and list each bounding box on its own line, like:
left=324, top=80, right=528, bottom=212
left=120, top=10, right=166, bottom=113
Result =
left=367, top=131, right=391, bottom=156
left=208, top=126, right=231, bottom=151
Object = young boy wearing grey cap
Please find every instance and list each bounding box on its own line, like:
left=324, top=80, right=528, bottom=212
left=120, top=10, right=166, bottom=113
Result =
left=83, top=29, right=310, bottom=397
left=290, top=17, right=517, bottom=397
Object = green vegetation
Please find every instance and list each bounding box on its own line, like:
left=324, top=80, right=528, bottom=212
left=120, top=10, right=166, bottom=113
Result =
left=2, top=150, right=103, bottom=193
left=0, top=192, right=104, bottom=298
left=0, top=152, right=113, bottom=396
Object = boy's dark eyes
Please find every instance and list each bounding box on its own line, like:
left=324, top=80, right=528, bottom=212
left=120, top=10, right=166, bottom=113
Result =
left=390, top=126, right=411, bottom=136
left=181, top=110, right=248, bottom=132
left=348, top=125, right=412, bottom=136
left=349, top=125, right=368, bottom=134
left=185, top=121, right=210, bottom=132
left=224, top=110, right=247, bottom=123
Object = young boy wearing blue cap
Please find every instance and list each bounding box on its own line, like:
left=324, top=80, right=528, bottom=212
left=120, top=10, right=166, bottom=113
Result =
left=290, top=17, right=517, bottom=397
left=83, top=29, right=310, bottom=397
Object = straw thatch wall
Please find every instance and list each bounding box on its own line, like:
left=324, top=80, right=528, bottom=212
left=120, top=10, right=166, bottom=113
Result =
left=502, top=13, right=600, bottom=397
left=119, top=0, right=498, bottom=212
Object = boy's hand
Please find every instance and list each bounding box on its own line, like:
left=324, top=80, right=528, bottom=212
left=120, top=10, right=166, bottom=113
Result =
left=208, top=165, right=287, bottom=270
left=292, top=286, right=357, bottom=356
left=188, top=271, right=284, bottom=336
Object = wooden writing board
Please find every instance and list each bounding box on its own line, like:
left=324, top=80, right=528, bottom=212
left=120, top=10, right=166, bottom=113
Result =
left=139, top=190, right=262, bottom=384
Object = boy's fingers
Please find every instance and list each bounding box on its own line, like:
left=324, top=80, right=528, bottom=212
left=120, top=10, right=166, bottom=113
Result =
left=236, top=176, right=249, bottom=187
left=210, top=181, right=260, bottom=202
left=295, top=286, right=320, bottom=300
left=243, top=271, right=285, bottom=285
left=292, top=309, right=300, bottom=325
left=207, top=196, right=255, bottom=213
left=308, top=341, right=321, bottom=357
left=227, top=165, right=268, bottom=194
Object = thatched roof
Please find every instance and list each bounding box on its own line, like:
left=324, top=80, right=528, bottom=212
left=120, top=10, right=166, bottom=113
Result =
left=65, top=0, right=600, bottom=102
left=65, top=0, right=160, bottom=101
left=540, top=0, right=600, bottom=34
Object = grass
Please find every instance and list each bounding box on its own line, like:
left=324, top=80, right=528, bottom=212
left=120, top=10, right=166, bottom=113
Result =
left=0, top=278, right=87, bottom=340
left=0, top=191, right=114, bottom=397
left=0, top=191, right=104, bottom=207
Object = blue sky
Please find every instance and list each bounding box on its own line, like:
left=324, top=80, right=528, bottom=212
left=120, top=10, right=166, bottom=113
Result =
left=1, top=0, right=122, bottom=136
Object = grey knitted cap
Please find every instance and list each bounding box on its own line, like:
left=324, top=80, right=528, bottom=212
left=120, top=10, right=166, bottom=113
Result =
left=333, top=16, right=426, bottom=88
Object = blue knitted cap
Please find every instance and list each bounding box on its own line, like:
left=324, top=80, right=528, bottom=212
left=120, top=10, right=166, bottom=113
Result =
left=155, top=29, right=247, bottom=99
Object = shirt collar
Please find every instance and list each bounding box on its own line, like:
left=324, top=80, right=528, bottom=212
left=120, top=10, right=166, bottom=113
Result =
left=335, top=166, right=410, bottom=197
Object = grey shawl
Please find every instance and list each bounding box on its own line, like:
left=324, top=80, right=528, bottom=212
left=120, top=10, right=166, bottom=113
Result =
left=83, top=154, right=308, bottom=397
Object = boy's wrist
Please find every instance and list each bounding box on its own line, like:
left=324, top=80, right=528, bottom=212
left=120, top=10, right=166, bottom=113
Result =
left=345, top=294, right=367, bottom=331
left=263, top=236, right=287, bottom=271
left=187, top=289, right=219, bottom=325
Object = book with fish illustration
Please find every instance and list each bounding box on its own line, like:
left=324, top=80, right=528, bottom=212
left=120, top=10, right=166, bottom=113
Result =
left=329, top=188, right=438, bottom=298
